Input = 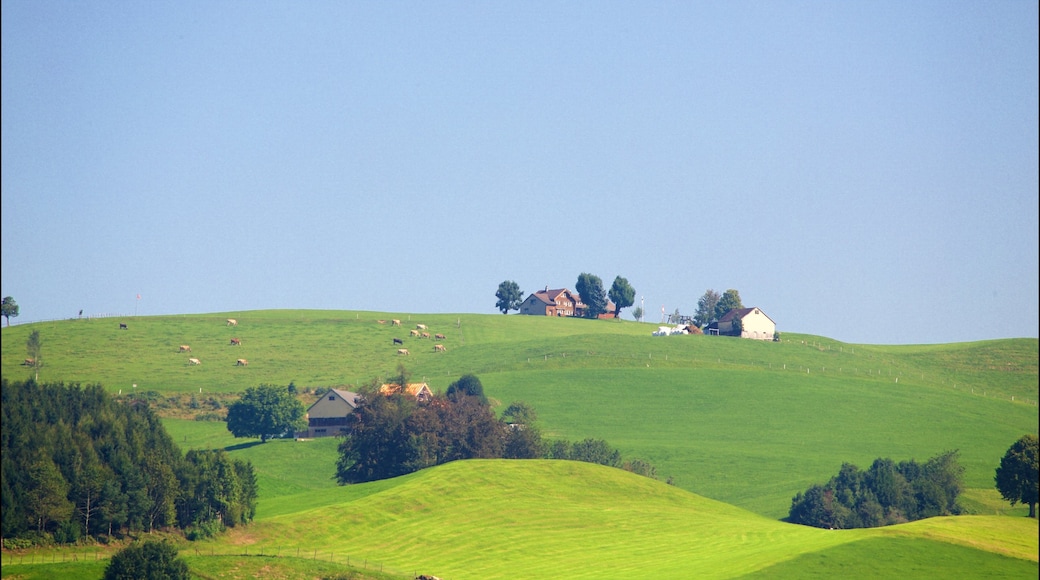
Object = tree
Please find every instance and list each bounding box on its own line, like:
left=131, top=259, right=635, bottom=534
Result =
left=995, top=434, right=1039, bottom=517
left=693, top=290, right=720, bottom=328
left=446, top=374, right=487, bottom=404
left=1, top=297, right=18, bottom=327
left=226, top=384, right=306, bottom=442
left=631, top=306, right=643, bottom=322
left=495, top=280, right=524, bottom=314
left=26, top=330, right=41, bottom=381
left=575, top=273, right=608, bottom=319
left=608, top=276, right=635, bottom=318
left=104, top=540, right=190, bottom=580
left=715, top=289, right=744, bottom=321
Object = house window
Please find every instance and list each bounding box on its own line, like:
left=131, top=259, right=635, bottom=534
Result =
left=329, top=395, right=335, bottom=401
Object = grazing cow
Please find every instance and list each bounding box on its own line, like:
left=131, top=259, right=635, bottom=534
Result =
left=397, top=348, right=410, bottom=356
left=226, top=318, right=238, bottom=327
left=421, top=332, right=431, bottom=339
left=22, top=358, right=34, bottom=366
left=393, top=337, right=404, bottom=345
left=416, top=324, right=427, bottom=330
left=410, top=329, right=421, bottom=337
left=435, top=333, right=446, bottom=340
left=230, top=338, right=242, bottom=346
left=377, top=319, right=386, bottom=324
left=434, top=344, right=446, bottom=352
left=119, top=323, right=128, bottom=330
left=179, top=345, right=192, bottom=353
left=236, top=359, right=248, bottom=366
left=188, top=358, right=201, bottom=366
left=391, top=319, right=401, bottom=326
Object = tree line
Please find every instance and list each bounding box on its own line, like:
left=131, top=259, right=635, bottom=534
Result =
left=787, top=450, right=964, bottom=529
left=0, top=378, right=257, bottom=545
left=336, top=373, right=658, bottom=484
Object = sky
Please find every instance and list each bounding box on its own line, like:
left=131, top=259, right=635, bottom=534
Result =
left=2, top=1, right=1037, bottom=345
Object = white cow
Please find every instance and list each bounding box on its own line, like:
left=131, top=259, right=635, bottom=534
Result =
left=226, top=318, right=238, bottom=327
left=397, top=348, right=410, bottom=356
left=188, top=358, right=201, bottom=366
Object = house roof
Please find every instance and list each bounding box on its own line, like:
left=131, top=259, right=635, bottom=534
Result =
left=378, top=382, right=432, bottom=398
left=529, top=288, right=573, bottom=304
left=306, top=388, right=360, bottom=412
left=718, top=307, right=775, bottom=325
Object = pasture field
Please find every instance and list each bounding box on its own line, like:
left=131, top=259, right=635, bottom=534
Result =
left=2, top=310, right=1038, bottom=578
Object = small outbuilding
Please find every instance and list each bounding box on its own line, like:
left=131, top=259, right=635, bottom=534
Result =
left=303, top=388, right=360, bottom=438
left=714, top=307, right=777, bottom=340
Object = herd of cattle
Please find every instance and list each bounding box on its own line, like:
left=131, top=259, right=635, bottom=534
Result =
left=114, top=316, right=449, bottom=368
left=377, top=319, right=448, bottom=356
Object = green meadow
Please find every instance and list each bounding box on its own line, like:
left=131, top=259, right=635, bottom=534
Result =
left=1, top=310, right=1037, bottom=578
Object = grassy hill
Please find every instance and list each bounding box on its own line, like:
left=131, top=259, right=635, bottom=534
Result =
left=1, top=310, right=1037, bottom=578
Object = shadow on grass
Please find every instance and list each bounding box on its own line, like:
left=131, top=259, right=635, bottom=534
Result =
left=224, top=441, right=264, bottom=451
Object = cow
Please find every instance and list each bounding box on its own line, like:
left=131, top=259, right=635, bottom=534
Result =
left=230, top=338, right=242, bottom=346
left=434, top=344, right=446, bottom=352
left=236, top=359, right=248, bottom=366
left=119, top=323, right=128, bottom=330
left=435, top=333, right=446, bottom=340
left=377, top=319, right=387, bottom=324
left=397, top=348, right=410, bottom=356
left=421, top=332, right=431, bottom=339
left=188, top=358, right=201, bottom=366
left=391, top=319, right=401, bottom=326
left=179, top=345, right=192, bottom=353
left=416, top=323, right=427, bottom=330
left=409, top=329, right=421, bottom=337
left=393, top=337, right=404, bottom=345
left=226, top=318, right=238, bottom=327
left=22, top=358, right=34, bottom=366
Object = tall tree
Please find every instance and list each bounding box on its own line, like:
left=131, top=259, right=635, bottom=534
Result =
left=715, top=289, right=744, bottom=321
left=608, top=276, right=635, bottom=319
left=1, top=296, right=18, bottom=326
left=693, top=290, right=720, bottom=328
left=26, top=330, right=41, bottom=381
left=575, top=273, right=608, bottom=319
left=495, top=280, right=524, bottom=314
left=995, top=434, right=1039, bottom=518
left=226, top=384, right=306, bottom=442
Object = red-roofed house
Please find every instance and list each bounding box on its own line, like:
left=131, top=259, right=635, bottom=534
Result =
left=519, top=287, right=583, bottom=317
left=714, top=307, right=776, bottom=340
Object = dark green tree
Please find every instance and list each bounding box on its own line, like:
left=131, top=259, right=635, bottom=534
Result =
left=104, top=540, right=190, bottom=580
left=715, top=289, right=744, bottom=321
left=495, top=280, right=524, bottom=314
left=569, top=438, right=621, bottom=467
left=446, top=374, right=487, bottom=404
left=608, top=276, right=636, bottom=319
left=226, top=384, right=306, bottom=442
left=1, top=296, right=18, bottom=327
left=693, top=289, right=720, bottom=328
left=576, top=273, right=608, bottom=319
left=26, top=329, right=41, bottom=380
left=995, top=434, right=1039, bottom=517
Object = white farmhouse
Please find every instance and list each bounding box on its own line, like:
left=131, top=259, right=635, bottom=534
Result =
left=716, top=307, right=776, bottom=340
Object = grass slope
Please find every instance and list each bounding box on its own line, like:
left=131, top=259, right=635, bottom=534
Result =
left=2, top=311, right=1037, bottom=578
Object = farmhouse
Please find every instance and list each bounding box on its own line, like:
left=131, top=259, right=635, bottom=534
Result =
left=304, top=388, right=360, bottom=438
left=379, top=382, right=433, bottom=402
left=712, top=307, right=776, bottom=340
left=519, top=286, right=617, bottom=318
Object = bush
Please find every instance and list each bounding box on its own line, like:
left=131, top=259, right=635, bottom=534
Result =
left=104, top=540, right=190, bottom=580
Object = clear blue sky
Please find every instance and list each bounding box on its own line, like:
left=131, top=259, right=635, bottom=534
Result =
left=3, top=1, right=1037, bottom=345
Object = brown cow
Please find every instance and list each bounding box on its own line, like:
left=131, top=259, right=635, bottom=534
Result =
left=236, top=359, right=248, bottom=366
left=230, top=338, right=242, bottom=346
left=22, top=358, right=34, bottom=366
left=435, top=333, right=446, bottom=340
left=410, top=329, right=421, bottom=337
left=434, top=344, right=446, bottom=352
left=397, top=348, right=410, bottom=356
left=179, top=345, right=192, bottom=353
left=377, top=319, right=387, bottom=324
left=226, top=318, right=238, bottom=327
left=188, top=358, right=201, bottom=366
left=421, top=332, right=431, bottom=339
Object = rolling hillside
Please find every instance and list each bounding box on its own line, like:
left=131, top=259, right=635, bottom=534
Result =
left=1, top=310, right=1037, bottom=578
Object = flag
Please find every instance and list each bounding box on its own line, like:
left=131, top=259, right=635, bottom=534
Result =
left=137, top=294, right=141, bottom=300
